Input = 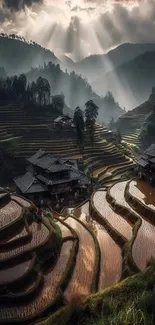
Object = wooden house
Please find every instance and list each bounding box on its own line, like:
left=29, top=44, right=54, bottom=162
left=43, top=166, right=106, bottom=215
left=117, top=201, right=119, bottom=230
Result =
left=136, top=144, right=155, bottom=183
left=14, top=150, right=89, bottom=203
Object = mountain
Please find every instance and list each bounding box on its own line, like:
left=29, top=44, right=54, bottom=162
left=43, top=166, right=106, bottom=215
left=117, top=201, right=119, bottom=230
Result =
left=26, top=62, right=123, bottom=122
left=113, top=90, right=155, bottom=149
left=58, top=55, right=76, bottom=72
left=0, top=35, right=60, bottom=75
left=74, top=43, right=155, bottom=81
left=92, top=50, right=155, bottom=111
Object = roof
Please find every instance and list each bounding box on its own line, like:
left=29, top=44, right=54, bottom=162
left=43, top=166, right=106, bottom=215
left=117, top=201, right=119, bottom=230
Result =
left=27, top=149, right=45, bottom=164
left=54, top=115, right=72, bottom=123
left=27, top=150, right=78, bottom=172
left=144, top=144, right=155, bottom=157
left=137, top=158, right=149, bottom=168
left=14, top=172, right=47, bottom=194
left=54, top=116, right=64, bottom=123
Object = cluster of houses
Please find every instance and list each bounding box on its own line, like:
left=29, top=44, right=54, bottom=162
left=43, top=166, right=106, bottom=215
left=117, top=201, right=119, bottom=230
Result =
left=136, top=144, right=155, bottom=183
left=14, top=149, right=89, bottom=209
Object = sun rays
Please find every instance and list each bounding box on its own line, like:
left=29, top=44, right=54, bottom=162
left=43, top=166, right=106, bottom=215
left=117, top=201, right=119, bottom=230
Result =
left=0, top=0, right=151, bottom=61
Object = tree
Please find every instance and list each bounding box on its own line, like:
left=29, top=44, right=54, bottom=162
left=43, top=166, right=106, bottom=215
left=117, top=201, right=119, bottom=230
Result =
left=109, top=117, right=114, bottom=130
left=18, top=74, right=27, bottom=100
left=52, top=94, right=65, bottom=114
left=115, top=129, right=122, bottom=144
left=85, top=100, right=99, bottom=145
left=73, top=107, right=85, bottom=151
left=36, top=76, right=50, bottom=105
left=31, top=81, right=37, bottom=102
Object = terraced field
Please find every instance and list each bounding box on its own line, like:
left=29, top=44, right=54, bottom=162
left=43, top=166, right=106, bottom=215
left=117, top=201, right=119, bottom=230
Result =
left=70, top=202, right=122, bottom=290
left=64, top=216, right=95, bottom=302
left=115, top=99, right=154, bottom=149
left=0, top=200, right=22, bottom=229
left=92, top=190, right=132, bottom=240
left=1, top=177, right=155, bottom=324
left=108, top=180, right=155, bottom=271
left=0, top=104, right=81, bottom=159
left=84, top=124, right=135, bottom=188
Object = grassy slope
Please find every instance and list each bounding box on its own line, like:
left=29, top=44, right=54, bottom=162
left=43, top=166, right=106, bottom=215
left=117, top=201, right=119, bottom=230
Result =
left=35, top=260, right=155, bottom=325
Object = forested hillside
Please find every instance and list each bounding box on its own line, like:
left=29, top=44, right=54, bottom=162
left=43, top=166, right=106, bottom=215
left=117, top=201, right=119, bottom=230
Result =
left=0, top=34, right=60, bottom=75
left=26, top=62, right=123, bottom=122
left=69, top=43, right=155, bottom=81
left=92, top=51, right=155, bottom=110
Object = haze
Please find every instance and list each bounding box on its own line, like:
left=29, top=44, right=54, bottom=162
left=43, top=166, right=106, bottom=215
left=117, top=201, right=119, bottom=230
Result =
left=0, top=0, right=153, bottom=60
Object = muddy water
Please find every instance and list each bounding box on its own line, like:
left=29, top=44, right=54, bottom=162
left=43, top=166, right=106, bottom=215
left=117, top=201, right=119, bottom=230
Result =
left=0, top=258, right=32, bottom=285
left=129, top=180, right=155, bottom=211
left=93, top=167, right=107, bottom=178
left=0, top=241, right=73, bottom=320
left=110, top=181, right=132, bottom=213
left=93, top=191, right=132, bottom=240
left=11, top=196, right=31, bottom=208
left=0, top=222, right=49, bottom=260
left=72, top=202, right=122, bottom=290
left=64, top=217, right=95, bottom=302
left=0, top=201, right=22, bottom=228
left=110, top=180, right=155, bottom=271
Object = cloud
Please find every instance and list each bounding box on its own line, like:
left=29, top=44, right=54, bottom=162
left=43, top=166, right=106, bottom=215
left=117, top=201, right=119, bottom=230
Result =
left=0, top=0, right=155, bottom=60
left=2, top=0, right=43, bottom=10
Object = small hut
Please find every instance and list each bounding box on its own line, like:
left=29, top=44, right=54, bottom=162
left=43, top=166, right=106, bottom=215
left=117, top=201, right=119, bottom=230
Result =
left=136, top=144, right=155, bottom=183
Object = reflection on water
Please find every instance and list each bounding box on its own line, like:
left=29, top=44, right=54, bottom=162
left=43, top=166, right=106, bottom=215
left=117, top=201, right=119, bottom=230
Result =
left=134, top=180, right=155, bottom=208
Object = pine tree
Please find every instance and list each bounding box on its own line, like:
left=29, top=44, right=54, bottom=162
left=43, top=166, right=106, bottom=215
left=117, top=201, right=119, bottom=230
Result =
left=85, top=100, right=99, bottom=145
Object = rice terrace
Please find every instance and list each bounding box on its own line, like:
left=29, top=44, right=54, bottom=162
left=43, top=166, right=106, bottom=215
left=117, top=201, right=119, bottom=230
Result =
left=1, top=5, right=155, bottom=324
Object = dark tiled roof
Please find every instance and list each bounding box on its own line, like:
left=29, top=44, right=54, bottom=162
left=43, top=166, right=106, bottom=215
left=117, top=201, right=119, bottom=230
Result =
left=27, top=149, right=45, bottom=164
left=14, top=172, right=47, bottom=194
left=54, top=116, right=64, bottom=123
left=137, top=158, right=149, bottom=168
left=35, top=155, right=57, bottom=170
left=28, top=150, right=78, bottom=173
left=48, top=164, right=71, bottom=173
left=145, top=144, right=155, bottom=157
left=54, top=115, right=72, bottom=123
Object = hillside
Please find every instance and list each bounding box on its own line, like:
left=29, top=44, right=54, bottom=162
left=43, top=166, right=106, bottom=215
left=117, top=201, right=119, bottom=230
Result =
left=73, top=43, right=155, bottom=82
left=1, top=173, right=155, bottom=324
left=92, top=50, right=155, bottom=110
left=113, top=90, right=155, bottom=150
left=26, top=63, right=123, bottom=122
left=0, top=35, right=60, bottom=75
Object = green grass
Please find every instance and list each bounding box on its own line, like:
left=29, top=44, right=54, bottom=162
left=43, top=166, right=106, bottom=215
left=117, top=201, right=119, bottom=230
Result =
left=46, top=212, right=62, bottom=240
left=36, top=259, right=155, bottom=325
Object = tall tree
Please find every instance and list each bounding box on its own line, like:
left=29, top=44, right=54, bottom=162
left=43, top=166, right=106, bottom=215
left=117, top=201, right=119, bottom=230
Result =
left=36, top=76, right=50, bottom=105
left=85, top=100, right=99, bottom=145
left=52, top=94, right=65, bottom=114
left=18, top=74, right=27, bottom=100
left=73, top=107, right=85, bottom=151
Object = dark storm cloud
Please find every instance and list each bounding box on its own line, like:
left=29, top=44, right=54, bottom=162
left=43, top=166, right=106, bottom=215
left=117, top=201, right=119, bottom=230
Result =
left=2, top=0, right=43, bottom=11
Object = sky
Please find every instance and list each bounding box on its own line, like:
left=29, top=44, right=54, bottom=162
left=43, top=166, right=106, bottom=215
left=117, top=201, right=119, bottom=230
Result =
left=0, top=0, right=155, bottom=60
